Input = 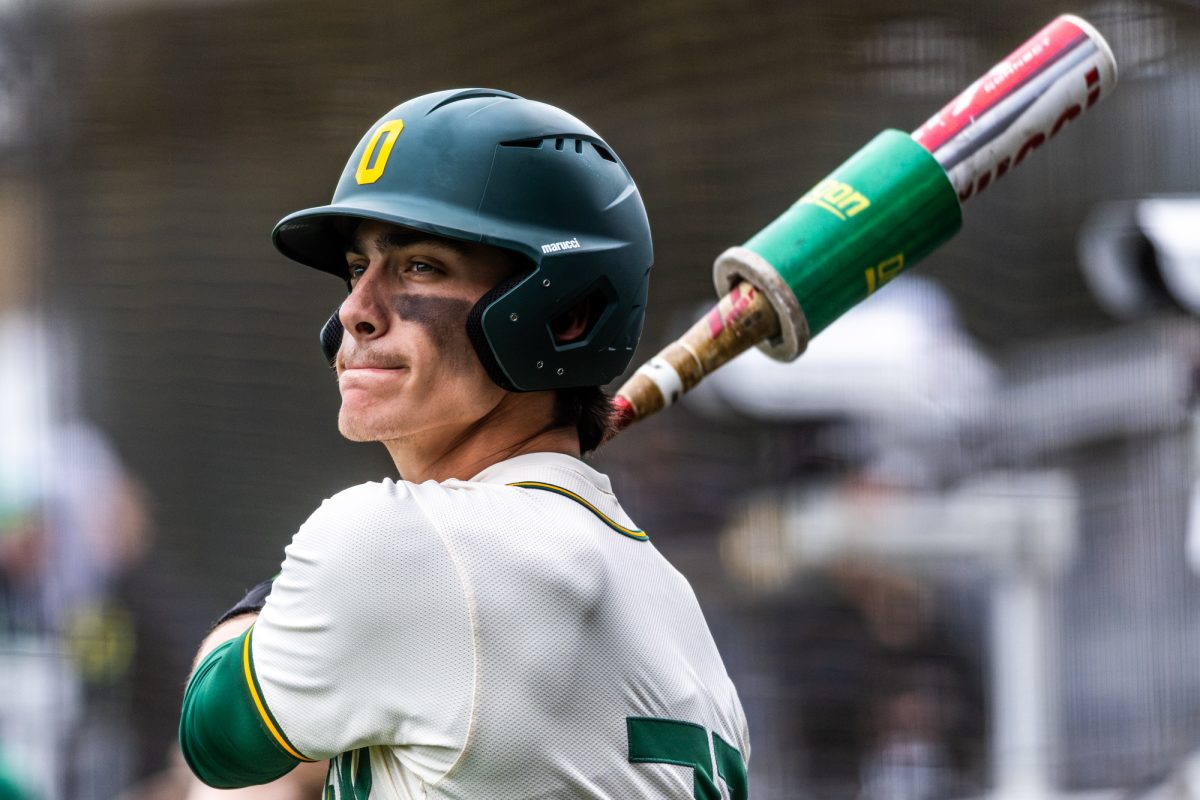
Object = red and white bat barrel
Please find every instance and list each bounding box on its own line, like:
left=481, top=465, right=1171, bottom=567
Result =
left=912, top=14, right=1118, bottom=203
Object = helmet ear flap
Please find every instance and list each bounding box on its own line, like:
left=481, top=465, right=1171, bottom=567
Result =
left=320, top=307, right=344, bottom=367
left=466, top=272, right=531, bottom=392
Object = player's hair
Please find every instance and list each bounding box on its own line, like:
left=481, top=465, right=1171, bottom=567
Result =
left=555, top=386, right=614, bottom=454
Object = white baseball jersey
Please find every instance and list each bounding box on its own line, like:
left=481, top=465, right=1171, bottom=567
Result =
left=181, top=452, right=748, bottom=799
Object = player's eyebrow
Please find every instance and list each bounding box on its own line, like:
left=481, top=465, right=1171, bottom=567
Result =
left=345, top=230, right=473, bottom=259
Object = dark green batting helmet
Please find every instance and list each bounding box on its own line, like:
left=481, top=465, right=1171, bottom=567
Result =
left=272, top=88, right=653, bottom=392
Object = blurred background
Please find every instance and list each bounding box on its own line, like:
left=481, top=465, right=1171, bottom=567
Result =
left=0, top=0, right=1197, bottom=798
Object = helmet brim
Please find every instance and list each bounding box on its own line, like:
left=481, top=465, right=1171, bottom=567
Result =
left=271, top=196, right=497, bottom=280
left=271, top=196, right=579, bottom=281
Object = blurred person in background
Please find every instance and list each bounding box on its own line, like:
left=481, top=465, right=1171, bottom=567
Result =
left=0, top=309, right=152, bottom=800
left=840, top=562, right=983, bottom=800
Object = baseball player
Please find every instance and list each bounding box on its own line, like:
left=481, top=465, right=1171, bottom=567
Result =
left=178, top=88, right=749, bottom=799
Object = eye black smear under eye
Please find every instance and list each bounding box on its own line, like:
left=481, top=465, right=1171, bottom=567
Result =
left=392, top=294, right=477, bottom=369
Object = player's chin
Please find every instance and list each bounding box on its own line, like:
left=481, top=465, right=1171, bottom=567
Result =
left=337, top=404, right=401, bottom=442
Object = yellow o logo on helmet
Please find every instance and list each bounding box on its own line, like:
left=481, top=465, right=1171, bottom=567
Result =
left=355, top=119, right=405, bottom=185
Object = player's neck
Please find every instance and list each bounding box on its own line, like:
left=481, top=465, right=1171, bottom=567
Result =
left=382, top=391, right=580, bottom=483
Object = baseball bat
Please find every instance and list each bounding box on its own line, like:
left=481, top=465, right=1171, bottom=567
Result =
left=611, top=14, right=1117, bottom=434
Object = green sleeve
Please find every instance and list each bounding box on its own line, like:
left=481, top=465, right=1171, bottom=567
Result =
left=0, top=752, right=31, bottom=800
left=179, top=626, right=311, bottom=788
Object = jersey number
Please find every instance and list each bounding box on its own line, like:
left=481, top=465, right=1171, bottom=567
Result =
left=627, top=717, right=747, bottom=800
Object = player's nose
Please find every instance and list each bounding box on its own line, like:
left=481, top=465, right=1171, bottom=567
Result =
left=339, top=273, right=389, bottom=342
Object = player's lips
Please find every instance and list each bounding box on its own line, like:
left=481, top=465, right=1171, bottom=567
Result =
left=337, top=361, right=410, bottom=385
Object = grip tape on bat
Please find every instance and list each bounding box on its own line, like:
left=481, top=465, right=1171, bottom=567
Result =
left=712, top=129, right=962, bottom=361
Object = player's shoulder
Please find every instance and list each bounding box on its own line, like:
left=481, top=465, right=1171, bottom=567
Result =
left=429, top=453, right=640, bottom=537
left=281, top=479, right=463, bottom=601
left=297, top=453, right=641, bottom=561
left=294, top=478, right=437, bottom=553
left=310, top=478, right=418, bottom=521
left=429, top=453, right=650, bottom=587
left=299, top=473, right=544, bottom=548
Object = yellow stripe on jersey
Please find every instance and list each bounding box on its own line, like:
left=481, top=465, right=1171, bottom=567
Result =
left=507, top=481, right=648, bottom=541
left=243, top=627, right=314, bottom=762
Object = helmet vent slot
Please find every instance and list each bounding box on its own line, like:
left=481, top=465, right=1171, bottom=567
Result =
left=427, top=89, right=521, bottom=114
left=502, top=137, right=615, bottom=162
left=591, top=143, right=616, bottom=162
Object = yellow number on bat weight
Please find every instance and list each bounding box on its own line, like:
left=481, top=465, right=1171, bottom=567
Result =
left=864, top=253, right=905, bottom=295
left=355, top=119, right=405, bottom=185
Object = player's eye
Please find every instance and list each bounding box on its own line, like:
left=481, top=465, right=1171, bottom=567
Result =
left=407, top=261, right=439, bottom=275
left=347, top=263, right=368, bottom=285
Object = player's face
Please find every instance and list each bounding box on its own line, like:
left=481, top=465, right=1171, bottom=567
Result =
left=335, top=220, right=521, bottom=446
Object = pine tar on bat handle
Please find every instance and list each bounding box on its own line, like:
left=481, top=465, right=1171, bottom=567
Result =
left=609, top=13, right=1117, bottom=437
left=611, top=281, right=779, bottom=432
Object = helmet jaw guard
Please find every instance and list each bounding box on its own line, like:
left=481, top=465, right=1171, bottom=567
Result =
left=272, top=88, right=652, bottom=391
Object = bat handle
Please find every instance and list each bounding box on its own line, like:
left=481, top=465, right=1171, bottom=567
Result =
left=610, top=280, right=781, bottom=435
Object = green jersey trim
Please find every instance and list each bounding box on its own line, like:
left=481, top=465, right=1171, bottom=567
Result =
left=179, top=627, right=310, bottom=788
left=507, top=481, right=648, bottom=541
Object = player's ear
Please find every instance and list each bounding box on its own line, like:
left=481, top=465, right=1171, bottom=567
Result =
left=550, top=293, right=603, bottom=345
